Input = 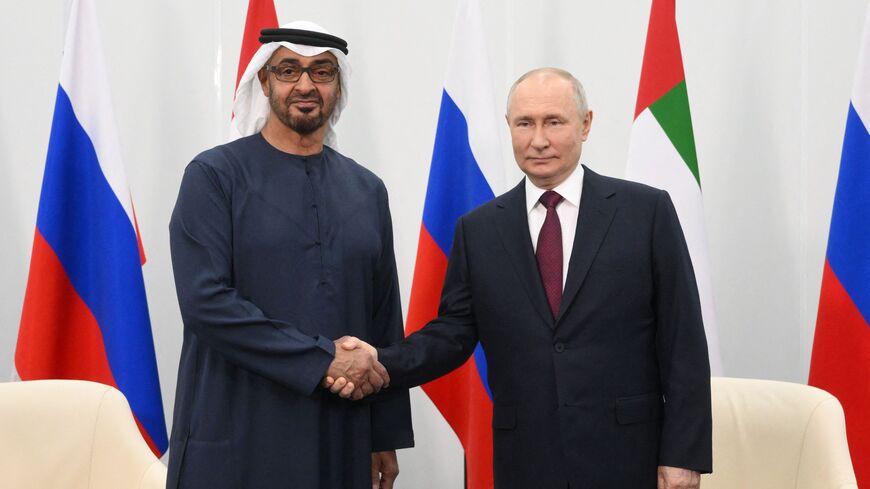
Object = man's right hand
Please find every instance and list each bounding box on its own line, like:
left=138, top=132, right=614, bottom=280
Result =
left=323, top=336, right=389, bottom=400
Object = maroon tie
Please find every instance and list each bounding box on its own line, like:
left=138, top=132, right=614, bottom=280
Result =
left=536, top=190, right=564, bottom=320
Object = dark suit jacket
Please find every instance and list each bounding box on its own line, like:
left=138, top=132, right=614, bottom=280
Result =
left=379, top=166, right=712, bottom=489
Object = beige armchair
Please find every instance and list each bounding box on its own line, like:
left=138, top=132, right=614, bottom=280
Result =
left=0, top=379, right=167, bottom=489
left=702, top=377, right=857, bottom=489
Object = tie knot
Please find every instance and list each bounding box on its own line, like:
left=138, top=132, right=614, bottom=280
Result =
left=539, top=190, right=563, bottom=210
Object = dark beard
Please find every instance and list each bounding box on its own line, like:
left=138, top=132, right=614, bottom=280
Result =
left=281, top=105, right=325, bottom=135
left=269, top=91, right=329, bottom=136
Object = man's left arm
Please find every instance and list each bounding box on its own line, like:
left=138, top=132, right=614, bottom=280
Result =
left=651, top=190, right=713, bottom=481
left=369, top=183, right=414, bottom=455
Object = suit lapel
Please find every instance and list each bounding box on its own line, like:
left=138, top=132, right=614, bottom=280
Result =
left=494, top=181, right=554, bottom=327
left=557, top=166, right=617, bottom=324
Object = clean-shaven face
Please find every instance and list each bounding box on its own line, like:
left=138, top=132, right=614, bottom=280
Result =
left=507, top=74, right=592, bottom=189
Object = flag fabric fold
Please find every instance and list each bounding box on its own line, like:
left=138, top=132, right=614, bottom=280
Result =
left=626, top=0, right=723, bottom=375
left=14, top=0, right=167, bottom=456
left=405, top=0, right=503, bottom=486
left=229, top=0, right=278, bottom=140
left=809, top=6, right=870, bottom=486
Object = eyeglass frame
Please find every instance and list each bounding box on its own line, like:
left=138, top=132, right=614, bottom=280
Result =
left=263, top=63, right=340, bottom=84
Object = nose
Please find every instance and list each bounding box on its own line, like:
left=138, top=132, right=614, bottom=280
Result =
left=530, top=126, right=549, bottom=151
left=293, top=71, right=316, bottom=93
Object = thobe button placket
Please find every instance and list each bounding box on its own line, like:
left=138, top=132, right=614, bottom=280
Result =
left=303, top=160, right=326, bottom=284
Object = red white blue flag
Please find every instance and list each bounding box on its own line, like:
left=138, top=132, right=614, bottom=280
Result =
left=405, top=0, right=504, bottom=486
left=14, top=0, right=168, bottom=456
left=808, top=5, right=870, bottom=487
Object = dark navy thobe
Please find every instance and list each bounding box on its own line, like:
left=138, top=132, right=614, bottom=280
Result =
left=166, top=133, right=414, bottom=489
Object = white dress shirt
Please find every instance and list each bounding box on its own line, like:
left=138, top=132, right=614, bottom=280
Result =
left=525, top=164, right=585, bottom=290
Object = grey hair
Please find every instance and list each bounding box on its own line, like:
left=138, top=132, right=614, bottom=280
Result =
left=506, top=67, right=589, bottom=119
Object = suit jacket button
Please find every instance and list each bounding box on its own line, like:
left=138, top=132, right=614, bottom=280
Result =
left=554, top=342, right=565, bottom=353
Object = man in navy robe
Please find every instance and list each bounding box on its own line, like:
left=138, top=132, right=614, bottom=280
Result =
left=167, top=21, right=413, bottom=489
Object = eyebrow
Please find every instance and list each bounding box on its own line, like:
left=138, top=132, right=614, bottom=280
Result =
left=511, top=114, right=566, bottom=122
left=519, top=113, right=567, bottom=119
left=274, top=58, right=337, bottom=67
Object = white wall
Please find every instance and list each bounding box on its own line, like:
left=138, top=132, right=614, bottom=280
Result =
left=1, top=0, right=866, bottom=487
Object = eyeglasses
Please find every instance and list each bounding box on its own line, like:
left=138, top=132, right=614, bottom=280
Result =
left=264, top=63, right=339, bottom=83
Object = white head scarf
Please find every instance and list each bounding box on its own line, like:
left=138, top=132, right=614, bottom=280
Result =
left=229, top=20, right=351, bottom=148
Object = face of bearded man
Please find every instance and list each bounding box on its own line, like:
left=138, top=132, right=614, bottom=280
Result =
left=266, top=76, right=339, bottom=135
left=260, top=48, right=341, bottom=137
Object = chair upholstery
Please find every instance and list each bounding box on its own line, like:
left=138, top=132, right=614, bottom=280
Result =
left=701, top=377, right=857, bottom=489
left=0, top=379, right=167, bottom=489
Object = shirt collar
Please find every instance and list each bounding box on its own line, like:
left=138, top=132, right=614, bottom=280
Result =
left=525, top=164, right=585, bottom=215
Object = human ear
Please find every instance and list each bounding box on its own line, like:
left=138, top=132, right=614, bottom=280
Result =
left=258, top=69, right=270, bottom=96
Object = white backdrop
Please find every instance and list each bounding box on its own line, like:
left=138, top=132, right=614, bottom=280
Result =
left=1, top=1, right=866, bottom=487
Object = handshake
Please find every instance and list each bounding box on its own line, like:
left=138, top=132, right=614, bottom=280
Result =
left=322, top=336, right=389, bottom=400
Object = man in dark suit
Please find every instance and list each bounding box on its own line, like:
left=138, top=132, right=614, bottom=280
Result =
left=329, top=68, right=712, bottom=489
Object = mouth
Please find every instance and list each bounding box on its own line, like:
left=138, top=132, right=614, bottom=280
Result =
left=291, top=100, right=320, bottom=112
left=527, top=156, right=555, bottom=163
left=287, top=94, right=321, bottom=106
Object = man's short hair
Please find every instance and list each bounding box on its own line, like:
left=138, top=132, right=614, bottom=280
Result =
left=506, top=67, right=589, bottom=119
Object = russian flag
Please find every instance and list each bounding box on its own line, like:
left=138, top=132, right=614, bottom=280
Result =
left=808, top=5, right=870, bottom=487
left=405, top=0, right=504, bottom=487
left=13, top=0, right=168, bottom=456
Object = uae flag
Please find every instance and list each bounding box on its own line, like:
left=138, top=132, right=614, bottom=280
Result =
left=626, top=0, right=723, bottom=374
left=229, top=0, right=278, bottom=139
